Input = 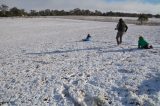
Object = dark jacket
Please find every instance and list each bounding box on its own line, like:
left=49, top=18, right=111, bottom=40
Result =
left=116, top=20, right=128, bottom=32
left=83, top=34, right=91, bottom=41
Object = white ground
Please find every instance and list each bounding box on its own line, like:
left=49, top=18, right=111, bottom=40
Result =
left=0, top=17, right=160, bottom=106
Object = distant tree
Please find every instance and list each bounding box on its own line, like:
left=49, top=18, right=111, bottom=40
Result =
left=155, top=14, right=160, bottom=18
left=81, top=10, right=86, bottom=15
left=59, top=10, right=66, bottom=15
left=20, top=9, right=27, bottom=16
left=146, top=14, right=153, bottom=18
left=83, top=9, right=91, bottom=16
left=44, top=9, right=51, bottom=16
left=53, top=10, right=60, bottom=15
left=138, top=14, right=149, bottom=24
left=95, top=10, right=102, bottom=16
left=73, top=8, right=82, bottom=15
left=106, top=11, right=114, bottom=16
left=30, top=10, right=38, bottom=16
left=10, top=7, right=24, bottom=16
left=0, top=4, right=9, bottom=16
left=0, top=5, right=156, bottom=18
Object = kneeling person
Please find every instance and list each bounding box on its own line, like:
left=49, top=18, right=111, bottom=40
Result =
left=138, top=36, right=153, bottom=49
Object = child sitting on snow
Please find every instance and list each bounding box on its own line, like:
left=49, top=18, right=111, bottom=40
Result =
left=138, top=36, right=153, bottom=49
left=82, top=34, right=91, bottom=41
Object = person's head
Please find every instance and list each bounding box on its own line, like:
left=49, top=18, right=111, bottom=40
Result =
left=139, top=36, right=144, bottom=40
left=87, top=34, right=91, bottom=37
left=119, top=18, right=123, bottom=23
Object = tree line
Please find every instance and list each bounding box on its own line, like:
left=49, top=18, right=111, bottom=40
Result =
left=0, top=4, right=160, bottom=18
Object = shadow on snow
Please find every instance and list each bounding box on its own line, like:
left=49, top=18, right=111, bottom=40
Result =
left=26, top=47, right=142, bottom=55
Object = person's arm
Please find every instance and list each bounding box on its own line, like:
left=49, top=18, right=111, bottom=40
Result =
left=125, top=24, right=128, bottom=32
left=115, top=23, right=119, bottom=30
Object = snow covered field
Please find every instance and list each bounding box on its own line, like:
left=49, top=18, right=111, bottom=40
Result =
left=0, top=17, right=160, bottom=106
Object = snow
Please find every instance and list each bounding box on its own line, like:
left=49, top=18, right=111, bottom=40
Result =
left=0, top=17, right=160, bottom=106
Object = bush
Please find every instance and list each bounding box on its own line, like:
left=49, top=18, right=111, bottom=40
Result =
left=138, top=14, right=149, bottom=24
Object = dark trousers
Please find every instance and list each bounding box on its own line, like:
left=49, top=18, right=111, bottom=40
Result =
left=144, top=44, right=149, bottom=49
left=141, top=44, right=153, bottom=49
left=116, top=31, right=124, bottom=45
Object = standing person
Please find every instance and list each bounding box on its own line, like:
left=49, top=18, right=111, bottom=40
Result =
left=115, top=18, right=128, bottom=45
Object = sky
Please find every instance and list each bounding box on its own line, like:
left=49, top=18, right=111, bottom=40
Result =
left=0, top=0, right=160, bottom=14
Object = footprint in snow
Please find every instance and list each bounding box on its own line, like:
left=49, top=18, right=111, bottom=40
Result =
left=61, top=84, right=81, bottom=105
left=118, top=69, right=134, bottom=74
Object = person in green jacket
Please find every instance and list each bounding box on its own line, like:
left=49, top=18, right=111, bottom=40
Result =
left=138, top=36, right=153, bottom=49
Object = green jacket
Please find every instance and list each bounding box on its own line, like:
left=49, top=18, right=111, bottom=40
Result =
left=138, top=37, right=149, bottom=48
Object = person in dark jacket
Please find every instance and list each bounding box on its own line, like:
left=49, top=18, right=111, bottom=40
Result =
left=115, top=18, right=128, bottom=45
left=138, top=36, right=153, bottom=49
left=82, top=34, right=91, bottom=41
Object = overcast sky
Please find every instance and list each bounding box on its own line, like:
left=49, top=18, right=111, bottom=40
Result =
left=0, top=0, right=160, bottom=14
